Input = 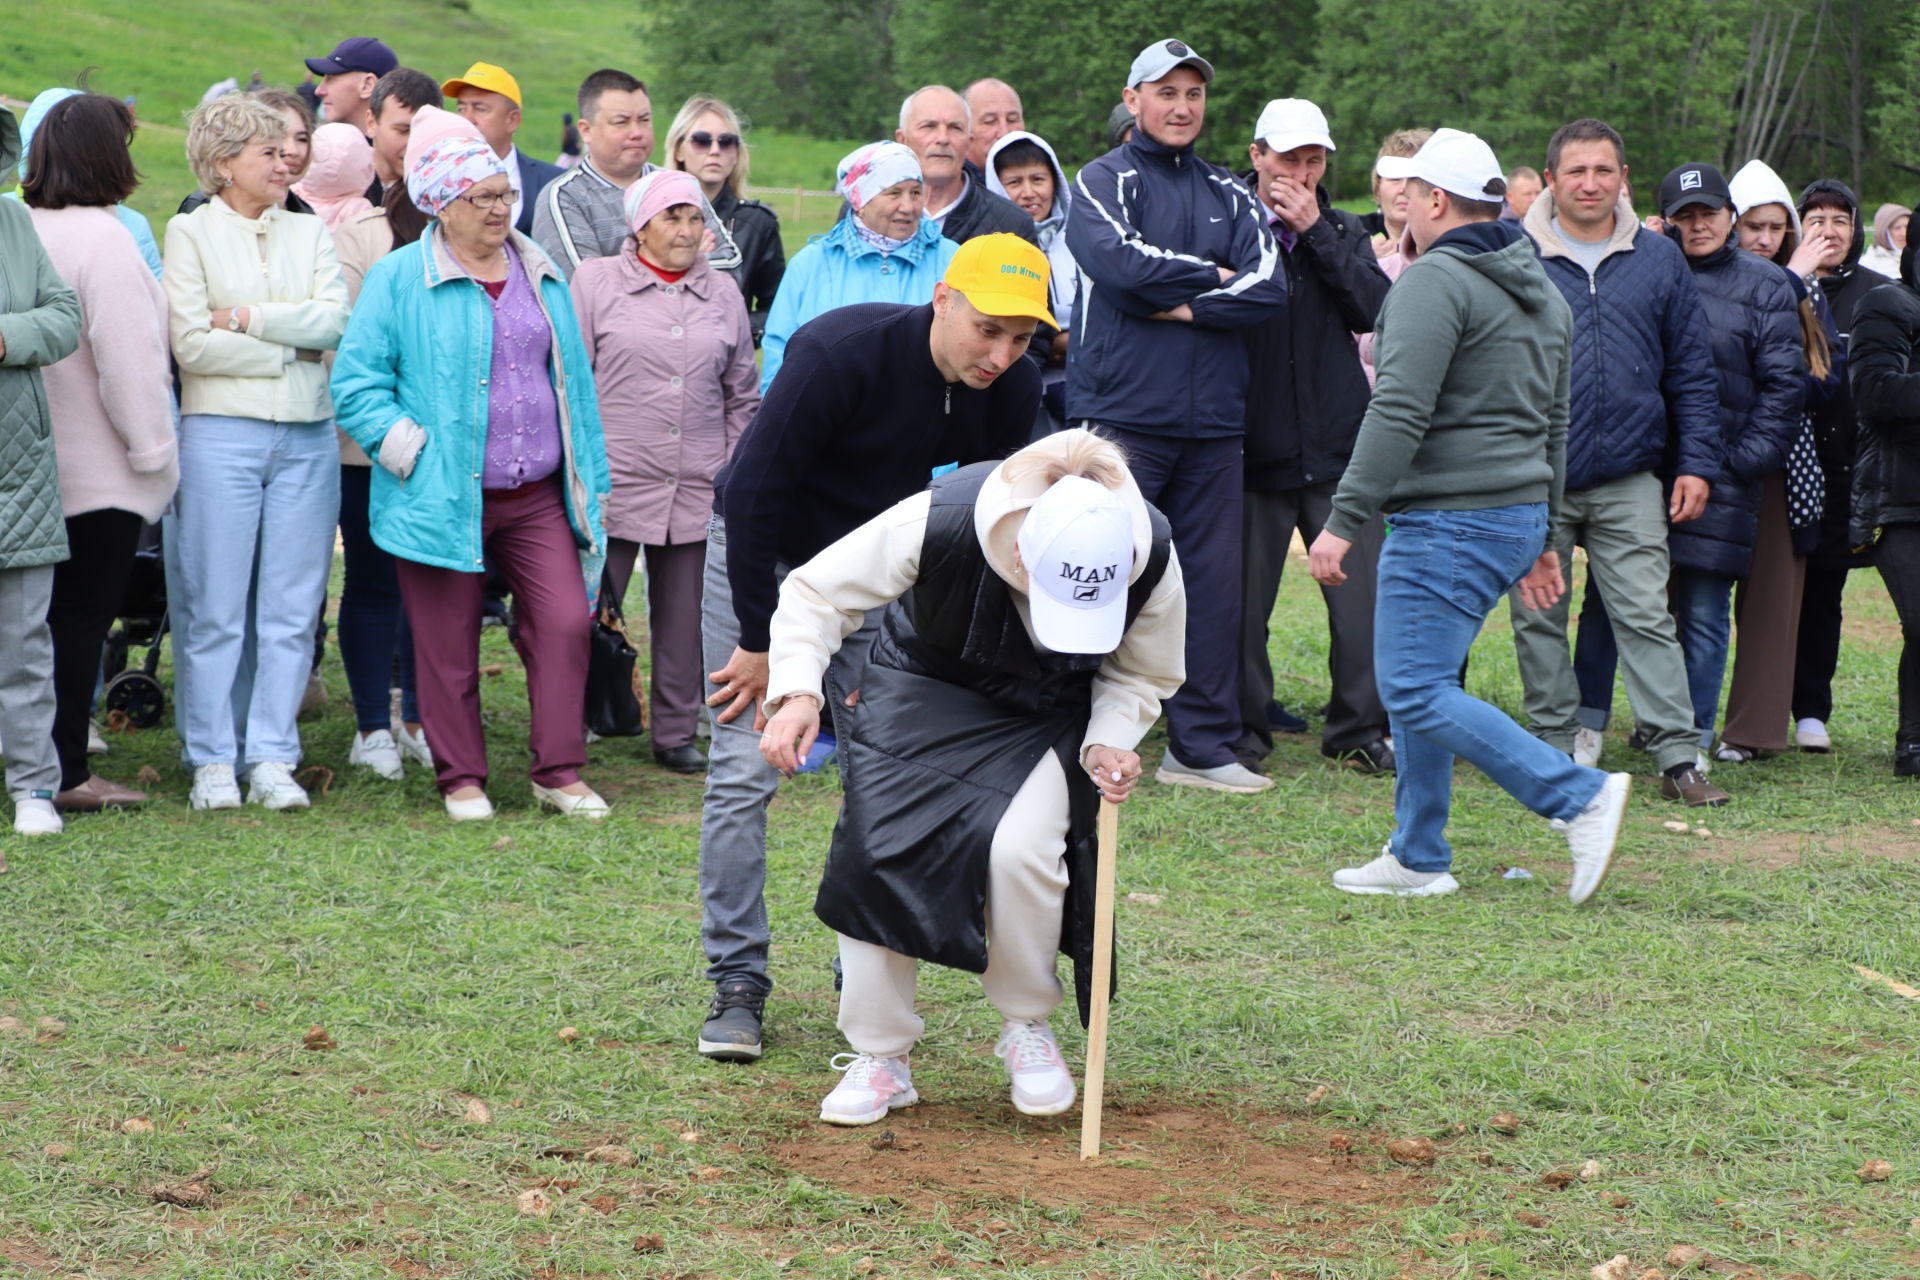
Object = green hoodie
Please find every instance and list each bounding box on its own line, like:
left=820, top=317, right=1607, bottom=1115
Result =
left=1326, top=220, right=1572, bottom=541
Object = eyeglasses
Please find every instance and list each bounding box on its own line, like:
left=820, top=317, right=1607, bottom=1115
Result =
left=688, top=131, right=740, bottom=151
left=457, top=190, right=513, bottom=211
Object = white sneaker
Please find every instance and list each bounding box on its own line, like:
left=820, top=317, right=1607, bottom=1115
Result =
left=1564, top=771, right=1629, bottom=906
left=1332, top=847, right=1459, bottom=897
left=1155, top=752, right=1273, bottom=794
left=392, top=720, right=433, bottom=768
left=348, top=729, right=404, bottom=781
left=994, top=1019, right=1077, bottom=1116
left=87, top=720, right=109, bottom=756
left=819, top=1052, right=918, bottom=1126
left=245, top=762, right=310, bottom=811
left=189, top=764, right=243, bottom=811
left=444, top=791, right=495, bottom=821
left=1795, top=718, right=1832, bottom=753
left=1572, top=726, right=1603, bottom=769
left=12, top=795, right=63, bottom=836
left=533, top=781, right=609, bottom=819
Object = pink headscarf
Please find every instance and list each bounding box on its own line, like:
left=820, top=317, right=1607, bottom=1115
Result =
left=404, top=105, right=516, bottom=217
left=837, top=141, right=920, bottom=213
left=293, top=123, right=376, bottom=229
left=622, top=169, right=705, bottom=235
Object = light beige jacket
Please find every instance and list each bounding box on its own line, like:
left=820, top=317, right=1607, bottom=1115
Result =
left=163, top=194, right=349, bottom=422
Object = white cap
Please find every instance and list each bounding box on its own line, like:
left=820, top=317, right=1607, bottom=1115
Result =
left=1017, top=476, right=1136, bottom=655
left=1127, top=38, right=1215, bottom=89
left=1374, top=127, right=1505, bottom=204
left=1254, top=99, right=1335, bottom=153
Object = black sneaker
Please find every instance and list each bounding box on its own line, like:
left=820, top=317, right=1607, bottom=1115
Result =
left=698, top=981, right=765, bottom=1061
left=1895, top=746, right=1920, bottom=780
left=1267, top=701, right=1309, bottom=734
left=1323, top=737, right=1395, bottom=774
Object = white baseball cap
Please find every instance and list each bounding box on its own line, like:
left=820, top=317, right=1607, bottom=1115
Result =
left=1254, top=99, right=1335, bottom=153
left=1017, top=476, right=1136, bottom=655
left=1374, top=127, right=1506, bottom=204
left=1128, top=38, right=1215, bottom=89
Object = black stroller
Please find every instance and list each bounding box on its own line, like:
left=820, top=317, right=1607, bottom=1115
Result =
left=99, top=522, right=170, bottom=729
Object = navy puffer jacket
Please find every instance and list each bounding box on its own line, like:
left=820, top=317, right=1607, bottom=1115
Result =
left=1523, top=193, right=1722, bottom=491
left=1662, top=233, right=1806, bottom=575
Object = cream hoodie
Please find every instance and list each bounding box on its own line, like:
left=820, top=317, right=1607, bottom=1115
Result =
left=765, top=431, right=1187, bottom=761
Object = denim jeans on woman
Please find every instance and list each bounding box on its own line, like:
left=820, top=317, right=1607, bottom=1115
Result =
left=1375, top=504, right=1606, bottom=873
left=170, top=415, right=339, bottom=768
left=1571, top=565, right=1736, bottom=751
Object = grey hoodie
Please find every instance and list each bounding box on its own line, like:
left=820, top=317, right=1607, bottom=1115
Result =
left=1327, top=220, right=1573, bottom=541
left=984, top=130, right=1078, bottom=335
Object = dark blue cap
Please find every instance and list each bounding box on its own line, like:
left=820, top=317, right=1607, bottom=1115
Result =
left=305, top=37, right=398, bottom=78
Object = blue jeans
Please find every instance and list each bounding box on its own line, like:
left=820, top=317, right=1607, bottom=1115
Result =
left=697, top=515, right=878, bottom=992
left=1572, top=566, right=1734, bottom=751
left=171, top=415, right=339, bottom=768
left=338, top=464, right=419, bottom=732
left=1375, top=505, right=1605, bottom=872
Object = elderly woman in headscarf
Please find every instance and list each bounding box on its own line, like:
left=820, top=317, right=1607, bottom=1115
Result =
left=1862, top=202, right=1909, bottom=279
left=570, top=169, right=759, bottom=773
left=331, top=108, right=612, bottom=823
left=756, top=140, right=958, bottom=390
left=986, top=130, right=1077, bottom=433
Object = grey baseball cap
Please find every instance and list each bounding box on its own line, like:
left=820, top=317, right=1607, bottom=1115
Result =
left=1128, top=38, right=1214, bottom=89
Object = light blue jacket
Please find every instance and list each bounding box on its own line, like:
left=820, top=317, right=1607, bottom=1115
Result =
left=758, top=213, right=958, bottom=390
left=331, top=226, right=609, bottom=578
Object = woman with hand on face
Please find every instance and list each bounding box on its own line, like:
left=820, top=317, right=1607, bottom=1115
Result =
left=665, top=96, right=784, bottom=346
left=756, top=141, right=959, bottom=390
left=571, top=170, right=759, bottom=774
left=164, top=93, right=350, bottom=814
left=331, top=114, right=612, bottom=822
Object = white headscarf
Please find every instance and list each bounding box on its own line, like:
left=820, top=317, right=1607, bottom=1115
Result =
left=836, top=141, right=921, bottom=213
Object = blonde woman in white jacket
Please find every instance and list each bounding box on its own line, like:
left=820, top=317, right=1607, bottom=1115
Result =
left=164, top=93, right=349, bottom=812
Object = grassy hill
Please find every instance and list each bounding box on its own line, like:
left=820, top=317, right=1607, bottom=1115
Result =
left=5, top=0, right=856, bottom=239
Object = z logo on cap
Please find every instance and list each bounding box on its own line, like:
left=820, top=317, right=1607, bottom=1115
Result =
left=1680, top=169, right=1702, bottom=191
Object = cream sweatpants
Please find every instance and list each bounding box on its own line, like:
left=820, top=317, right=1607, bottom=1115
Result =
left=837, top=750, right=1073, bottom=1059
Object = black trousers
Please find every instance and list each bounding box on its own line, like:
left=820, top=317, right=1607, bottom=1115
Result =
left=1791, top=559, right=1851, bottom=724
left=48, top=509, right=145, bottom=790
left=1876, top=525, right=1920, bottom=750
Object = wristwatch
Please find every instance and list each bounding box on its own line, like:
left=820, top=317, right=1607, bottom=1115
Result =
left=226, top=310, right=244, bottom=332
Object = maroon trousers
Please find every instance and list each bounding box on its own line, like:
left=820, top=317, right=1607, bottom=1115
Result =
left=396, top=478, right=591, bottom=795
left=605, top=536, right=706, bottom=750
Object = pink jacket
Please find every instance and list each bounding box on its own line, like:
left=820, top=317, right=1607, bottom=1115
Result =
left=1357, top=229, right=1416, bottom=388
left=27, top=205, right=178, bottom=521
left=570, top=249, right=759, bottom=545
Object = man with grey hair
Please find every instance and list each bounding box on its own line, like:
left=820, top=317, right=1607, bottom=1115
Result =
left=963, top=77, right=1024, bottom=181
left=896, top=85, right=1036, bottom=247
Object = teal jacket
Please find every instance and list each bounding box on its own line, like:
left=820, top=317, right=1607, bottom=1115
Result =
left=758, top=213, right=958, bottom=391
left=331, top=226, right=609, bottom=576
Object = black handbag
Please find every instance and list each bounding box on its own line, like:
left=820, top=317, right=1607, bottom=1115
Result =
left=585, top=569, right=647, bottom=738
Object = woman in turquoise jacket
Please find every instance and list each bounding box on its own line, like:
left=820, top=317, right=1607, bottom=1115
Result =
left=758, top=141, right=959, bottom=391
left=331, top=112, right=612, bottom=823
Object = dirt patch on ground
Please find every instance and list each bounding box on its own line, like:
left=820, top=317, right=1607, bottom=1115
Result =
left=0, top=1237, right=61, bottom=1274
left=1691, top=825, right=1920, bottom=871
left=768, top=1100, right=1432, bottom=1246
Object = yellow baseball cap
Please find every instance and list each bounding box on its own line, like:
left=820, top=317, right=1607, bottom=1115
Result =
left=442, top=62, right=522, bottom=108
left=943, top=233, right=1059, bottom=328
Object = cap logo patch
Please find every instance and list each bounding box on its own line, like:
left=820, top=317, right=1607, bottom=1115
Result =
left=1073, top=584, right=1101, bottom=602
left=1680, top=170, right=1702, bottom=191
left=1000, top=263, right=1044, bottom=282
left=1166, top=40, right=1188, bottom=55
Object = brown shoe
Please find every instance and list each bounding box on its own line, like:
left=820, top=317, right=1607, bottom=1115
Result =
left=1659, top=766, right=1729, bottom=808
left=53, top=774, right=149, bottom=812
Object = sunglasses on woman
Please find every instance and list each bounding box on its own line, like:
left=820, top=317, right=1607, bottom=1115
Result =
left=688, top=131, right=741, bottom=151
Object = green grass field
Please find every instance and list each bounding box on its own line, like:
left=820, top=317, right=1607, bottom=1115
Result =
left=2, top=554, right=1917, bottom=1279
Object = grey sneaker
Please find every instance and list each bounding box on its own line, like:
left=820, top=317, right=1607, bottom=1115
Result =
left=698, top=981, right=765, bottom=1062
left=1333, top=848, right=1459, bottom=897
left=1155, top=752, right=1273, bottom=794
left=1564, top=772, right=1629, bottom=905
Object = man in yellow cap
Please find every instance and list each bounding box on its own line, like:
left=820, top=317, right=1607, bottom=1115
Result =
left=442, top=61, right=563, bottom=234
left=692, top=235, right=1050, bottom=1067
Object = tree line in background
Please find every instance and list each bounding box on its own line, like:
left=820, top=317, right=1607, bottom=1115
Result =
left=639, top=0, right=1920, bottom=204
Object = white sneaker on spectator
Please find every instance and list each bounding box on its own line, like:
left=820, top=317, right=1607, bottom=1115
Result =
left=533, top=781, right=609, bottom=818
left=1155, top=752, right=1272, bottom=794
left=392, top=720, right=433, bottom=769
left=994, top=1019, right=1077, bottom=1116
left=87, top=720, right=109, bottom=756
left=1795, top=718, right=1831, bottom=753
left=1564, top=771, right=1629, bottom=905
left=1572, top=726, right=1603, bottom=769
left=349, top=730, right=405, bottom=781
left=12, top=795, right=63, bottom=836
left=246, top=762, right=310, bottom=811
left=189, top=764, right=242, bottom=810
left=819, top=1052, right=918, bottom=1126
left=1332, top=847, right=1458, bottom=897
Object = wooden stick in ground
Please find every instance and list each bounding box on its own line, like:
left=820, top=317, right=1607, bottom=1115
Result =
left=1080, top=798, right=1119, bottom=1160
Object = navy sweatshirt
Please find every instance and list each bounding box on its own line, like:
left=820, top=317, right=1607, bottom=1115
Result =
left=713, top=302, right=1039, bottom=650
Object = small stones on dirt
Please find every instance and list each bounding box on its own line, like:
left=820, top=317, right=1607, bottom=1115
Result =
left=678, top=1130, right=701, bottom=1143
left=515, top=1188, right=552, bottom=1217
left=1664, top=1245, right=1707, bottom=1271
left=587, top=1194, right=618, bottom=1215
left=1662, top=820, right=1690, bottom=832
left=1691, top=827, right=1711, bottom=837
left=1513, top=1210, right=1548, bottom=1228
left=1446, top=1230, right=1497, bottom=1244
left=302, top=1025, right=337, bottom=1052
left=1542, top=1169, right=1577, bottom=1189
left=1125, top=892, right=1162, bottom=905
left=1605, top=1191, right=1633, bottom=1208
left=1857, top=1158, right=1894, bottom=1181
left=42, top=1144, right=70, bottom=1160
left=1580, top=1158, right=1604, bottom=1180
left=583, top=1144, right=639, bottom=1168
left=1328, top=1132, right=1353, bottom=1153
left=1386, top=1137, right=1437, bottom=1165
left=1489, top=1111, right=1521, bottom=1134
left=632, top=1235, right=665, bottom=1254
left=120, top=1116, right=155, bottom=1135
left=870, top=1129, right=897, bottom=1150
left=1304, top=1085, right=1332, bottom=1105
left=1590, top=1254, right=1633, bottom=1280
left=148, top=1167, right=216, bottom=1208
left=462, top=1098, right=492, bottom=1125
left=556, top=1026, right=580, bottom=1044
